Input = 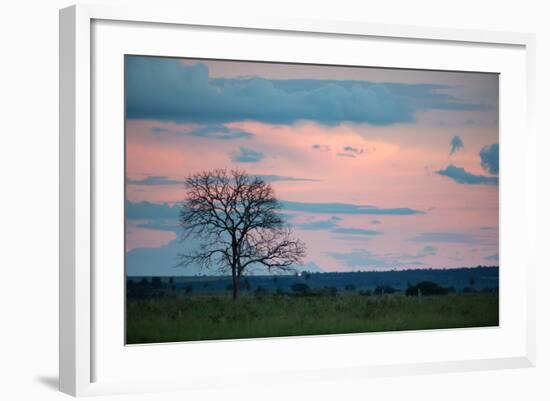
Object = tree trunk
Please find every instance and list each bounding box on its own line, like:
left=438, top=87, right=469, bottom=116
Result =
left=231, top=233, right=240, bottom=300
left=231, top=267, right=240, bottom=300
left=232, top=278, right=240, bottom=299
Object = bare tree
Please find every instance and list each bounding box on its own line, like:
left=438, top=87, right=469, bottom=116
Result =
left=178, top=169, right=306, bottom=299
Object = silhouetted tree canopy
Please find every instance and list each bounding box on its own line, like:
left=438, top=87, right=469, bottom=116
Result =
left=178, top=169, right=306, bottom=299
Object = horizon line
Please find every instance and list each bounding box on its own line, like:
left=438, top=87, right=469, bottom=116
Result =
left=127, top=265, right=499, bottom=278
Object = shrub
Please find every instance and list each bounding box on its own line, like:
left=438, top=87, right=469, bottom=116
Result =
left=406, top=281, right=448, bottom=296
left=290, top=283, right=311, bottom=295
left=344, top=284, right=356, bottom=291
left=373, top=285, right=396, bottom=295
left=322, top=286, right=338, bottom=296
left=151, top=277, right=163, bottom=289
left=254, top=286, right=268, bottom=298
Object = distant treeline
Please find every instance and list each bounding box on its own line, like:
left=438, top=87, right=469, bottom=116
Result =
left=127, top=266, right=498, bottom=299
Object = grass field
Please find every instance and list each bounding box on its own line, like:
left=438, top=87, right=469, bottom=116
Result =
left=126, top=292, right=499, bottom=344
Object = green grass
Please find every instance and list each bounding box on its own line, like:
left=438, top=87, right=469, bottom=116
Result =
left=126, top=293, right=498, bottom=344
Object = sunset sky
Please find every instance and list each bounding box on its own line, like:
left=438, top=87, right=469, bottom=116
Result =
left=125, top=55, right=499, bottom=276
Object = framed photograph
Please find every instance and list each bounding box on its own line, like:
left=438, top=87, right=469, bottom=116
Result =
left=59, top=4, right=536, bottom=397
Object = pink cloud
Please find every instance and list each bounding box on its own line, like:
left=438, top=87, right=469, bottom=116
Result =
left=125, top=117, right=498, bottom=270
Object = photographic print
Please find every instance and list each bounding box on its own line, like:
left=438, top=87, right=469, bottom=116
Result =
left=125, top=55, right=499, bottom=344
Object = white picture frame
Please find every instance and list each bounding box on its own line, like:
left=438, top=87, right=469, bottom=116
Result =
left=59, top=4, right=536, bottom=397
